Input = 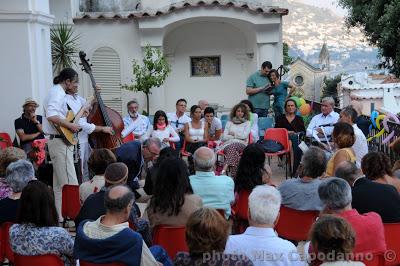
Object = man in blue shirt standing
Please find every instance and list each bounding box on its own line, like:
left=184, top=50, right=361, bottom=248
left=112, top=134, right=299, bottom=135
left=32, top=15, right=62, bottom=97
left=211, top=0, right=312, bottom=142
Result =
left=246, top=61, right=272, bottom=117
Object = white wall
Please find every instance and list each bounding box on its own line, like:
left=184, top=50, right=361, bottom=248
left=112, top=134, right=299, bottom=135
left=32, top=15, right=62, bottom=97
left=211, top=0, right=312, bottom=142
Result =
left=161, top=21, right=254, bottom=112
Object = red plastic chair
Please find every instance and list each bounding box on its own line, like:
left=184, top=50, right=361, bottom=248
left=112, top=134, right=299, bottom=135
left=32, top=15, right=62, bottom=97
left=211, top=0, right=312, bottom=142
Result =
left=0, top=133, right=13, bottom=149
left=152, top=225, right=188, bottom=258
left=2, top=222, right=14, bottom=264
left=61, top=185, right=81, bottom=227
left=122, top=133, right=135, bottom=144
left=180, top=140, right=190, bottom=157
left=384, top=223, right=400, bottom=266
left=275, top=205, right=319, bottom=242
left=231, top=190, right=251, bottom=234
left=80, top=261, right=126, bottom=266
left=14, top=254, right=64, bottom=266
left=264, top=128, right=291, bottom=178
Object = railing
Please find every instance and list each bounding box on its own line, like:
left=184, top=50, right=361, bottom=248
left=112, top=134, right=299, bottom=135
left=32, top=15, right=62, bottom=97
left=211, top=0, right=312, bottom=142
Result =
left=307, top=101, right=400, bottom=164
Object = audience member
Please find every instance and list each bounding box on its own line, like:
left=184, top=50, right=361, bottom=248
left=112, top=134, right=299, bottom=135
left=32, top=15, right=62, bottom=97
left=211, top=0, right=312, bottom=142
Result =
left=10, top=181, right=74, bottom=265
left=325, top=122, right=356, bottom=177
left=75, top=185, right=170, bottom=266
left=339, top=106, right=368, bottom=168
left=275, top=98, right=306, bottom=173
left=79, top=148, right=117, bottom=203
left=167, top=99, right=191, bottom=151
left=240, top=99, right=259, bottom=142
left=318, top=178, right=386, bottom=255
left=219, top=103, right=251, bottom=177
left=189, top=147, right=234, bottom=218
left=361, top=152, right=400, bottom=193
left=335, top=161, right=400, bottom=223
left=121, top=99, right=150, bottom=140
left=144, top=110, right=180, bottom=149
left=279, top=146, right=326, bottom=211
left=225, top=185, right=304, bottom=266
left=306, top=97, right=339, bottom=139
left=203, top=107, right=222, bottom=141
left=310, top=215, right=364, bottom=266
left=198, top=99, right=209, bottom=117
left=146, top=157, right=202, bottom=227
left=269, top=69, right=296, bottom=117
left=350, top=100, right=370, bottom=137
left=174, top=208, right=253, bottom=266
left=184, top=105, right=208, bottom=154
left=0, top=160, right=34, bottom=224
left=75, top=162, right=151, bottom=246
left=0, top=147, right=26, bottom=200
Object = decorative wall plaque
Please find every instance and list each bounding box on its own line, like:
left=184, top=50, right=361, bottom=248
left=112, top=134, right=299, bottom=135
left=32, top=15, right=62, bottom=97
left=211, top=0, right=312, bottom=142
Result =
left=191, top=56, right=221, bottom=77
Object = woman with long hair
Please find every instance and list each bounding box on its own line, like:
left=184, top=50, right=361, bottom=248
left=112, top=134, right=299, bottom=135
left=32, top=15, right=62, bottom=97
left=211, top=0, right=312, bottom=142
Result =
left=145, top=157, right=202, bottom=227
left=240, top=99, right=259, bottom=142
left=144, top=110, right=180, bottom=149
left=269, top=69, right=296, bottom=117
left=184, top=105, right=208, bottom=154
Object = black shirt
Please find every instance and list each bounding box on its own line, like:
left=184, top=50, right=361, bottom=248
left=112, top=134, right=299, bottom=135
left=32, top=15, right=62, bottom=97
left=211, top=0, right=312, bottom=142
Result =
left=275, top=114, right=306, bottom=133
left=14, top=114, right=44, bottom=145
left=0, top=197, right=20, bottom=225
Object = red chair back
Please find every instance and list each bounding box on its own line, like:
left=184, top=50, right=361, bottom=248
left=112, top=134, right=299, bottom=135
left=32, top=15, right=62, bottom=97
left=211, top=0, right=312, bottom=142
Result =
left=384, top=223, right=400, bottom=266
left=0, top=133, right=13, bottom=149
left=80, top=261, right=126, bottom=266
left=14, top=254, right=64, bottom=266
left=275, top=205, right=318, bottom=242
left=152, top=225, right=188, bottom=258
left=122, top=133, right=135, bottom=143
left=61, top=185, right=81, bottom=222
left=263, top=128, right=290, bottom=152
left=2, top=222, right=14, bottom=263
left=232, top=190, right=251, bottom=220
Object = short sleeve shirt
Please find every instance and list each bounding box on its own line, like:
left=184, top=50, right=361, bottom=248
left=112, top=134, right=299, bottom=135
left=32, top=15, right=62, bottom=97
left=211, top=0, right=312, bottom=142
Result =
left=246, top=71, right=271, bottom=109
left=14, top=114, right=44, bottom=145
left=209, top=117, right=222, bottom=137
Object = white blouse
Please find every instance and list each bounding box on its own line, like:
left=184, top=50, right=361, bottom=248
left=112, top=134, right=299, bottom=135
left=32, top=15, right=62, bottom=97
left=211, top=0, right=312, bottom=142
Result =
left=143, top=125, right=180, bottom=147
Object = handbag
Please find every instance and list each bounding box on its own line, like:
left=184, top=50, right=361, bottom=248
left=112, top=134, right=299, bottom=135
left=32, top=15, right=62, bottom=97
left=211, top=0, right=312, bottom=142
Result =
left=257, top=139, right=284, bottom=153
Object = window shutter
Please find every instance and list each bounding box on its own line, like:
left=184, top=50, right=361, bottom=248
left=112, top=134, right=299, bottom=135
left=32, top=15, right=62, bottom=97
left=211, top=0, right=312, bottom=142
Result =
left=91, top=47, right=122, bottom=114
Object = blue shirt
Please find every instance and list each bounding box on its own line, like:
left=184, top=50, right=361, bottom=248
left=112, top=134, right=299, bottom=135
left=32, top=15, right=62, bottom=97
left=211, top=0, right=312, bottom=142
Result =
left=246, top=71, right=271, bottom=109
left=189, top=171, right=234, bottom=217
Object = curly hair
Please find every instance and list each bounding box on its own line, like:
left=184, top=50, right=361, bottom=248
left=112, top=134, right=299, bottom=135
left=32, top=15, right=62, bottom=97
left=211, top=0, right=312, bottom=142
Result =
left=361, top=152, right=392, bottom=180
left=332, top=122, right=355, bottom=149
left=235, top=143, right=266, bottom=192
left=0, top=147, right=26, bottom=176
left=310, top=215, right=355, bottom=261
left=148, top=157, right=193, bottom=216
left=186, top=208, right=230, bottom=256
left=229, top=103, right=250, bottom=121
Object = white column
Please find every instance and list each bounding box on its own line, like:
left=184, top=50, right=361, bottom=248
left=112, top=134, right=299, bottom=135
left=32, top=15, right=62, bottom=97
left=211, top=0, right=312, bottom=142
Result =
left=0, top=0, right=54, bottom=138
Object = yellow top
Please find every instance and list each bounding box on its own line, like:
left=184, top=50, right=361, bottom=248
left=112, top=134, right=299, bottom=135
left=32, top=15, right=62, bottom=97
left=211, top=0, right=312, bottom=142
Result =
left=325, top=148, right=356, bottom=177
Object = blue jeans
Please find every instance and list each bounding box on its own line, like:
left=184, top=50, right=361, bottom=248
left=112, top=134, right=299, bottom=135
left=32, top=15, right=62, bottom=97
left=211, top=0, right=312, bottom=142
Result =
left=254, top=108, right=269, bottom=117
left=150, top=245, right=173, bottom=266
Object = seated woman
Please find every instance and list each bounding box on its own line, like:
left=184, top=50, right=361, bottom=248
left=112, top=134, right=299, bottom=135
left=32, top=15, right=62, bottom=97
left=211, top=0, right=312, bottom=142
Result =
left=144, top=110, right=180, bottom=149
left=269, top=69, right=296, bottom=117
left=275, top=98, right=306, bottom=174
left=184, top=105, right=208, bottom=154
left=145, top=157, right=203, bottom=228
left=310, top=215, right=364, bottom=266
left=362, top=151, right=400, bottom=193
left=174, top=208, right=253, bottom=266
left=203, top=107, right=222, bottom=141
left=0, top=147, right=26, bottom=200
left=218, top=103, right=251, bottom=177
left=240, top=99, right=259, bottom=142
left=325, top=122, right=356, bottom=177
left=0, top=160, right=34, bottom=225
left=79, top=148, right=117, bottom=204
left=10, top=180, right=74, bottom=265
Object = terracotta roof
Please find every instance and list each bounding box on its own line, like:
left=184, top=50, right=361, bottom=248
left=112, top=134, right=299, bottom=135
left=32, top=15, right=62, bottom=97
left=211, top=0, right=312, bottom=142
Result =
left=74, top=0, right=288, bottom=20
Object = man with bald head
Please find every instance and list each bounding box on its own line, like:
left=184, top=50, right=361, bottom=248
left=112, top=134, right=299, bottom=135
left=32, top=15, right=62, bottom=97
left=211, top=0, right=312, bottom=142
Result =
left=74, top=185, right=162, bottom=266
left=189, top=147, right=234, bottom=218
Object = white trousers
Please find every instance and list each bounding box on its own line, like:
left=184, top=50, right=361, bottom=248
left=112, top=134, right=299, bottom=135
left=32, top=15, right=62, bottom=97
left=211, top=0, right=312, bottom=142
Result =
left=79, top=142, right=92, bottom=182
left=47, top=138, right=78, bottom=221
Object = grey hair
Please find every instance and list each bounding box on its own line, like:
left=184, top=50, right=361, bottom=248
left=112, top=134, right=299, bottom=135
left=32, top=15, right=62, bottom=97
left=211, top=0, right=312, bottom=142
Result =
left=248, top=185, right=281, bottom=225
left=143, top=137, right=162, bottom=149
left=321, top=96, right=335, bottom=106
left=6, top=159, right=34, bottom=193
left=193, top=148, right=216, bottom=172
left=104, top=185, right=134, bottom=213
left=302, top=147, right=327, bottom=178
left=335, top=161, right=359, bottom=185
left=318, top=177, right=352, bottom=211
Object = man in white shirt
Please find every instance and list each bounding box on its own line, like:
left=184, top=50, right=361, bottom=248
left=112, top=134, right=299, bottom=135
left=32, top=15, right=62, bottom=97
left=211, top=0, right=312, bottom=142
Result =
left=43, top=68, right=81, bottom=221
left=225, top=185, right=305, bottom=266
left=339, top=106, right=368, bottom=168
left=65, top=86, right=113, bottom=182
left=121, top=99, right=150, bottom=140
left=306, top=97, right=339, bottom=139
left=167, top=98, right=191, bottom=150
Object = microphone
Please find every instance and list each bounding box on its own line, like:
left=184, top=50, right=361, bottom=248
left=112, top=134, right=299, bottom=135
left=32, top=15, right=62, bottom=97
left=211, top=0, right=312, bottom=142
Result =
left=317, top=122, right=337, bottom=127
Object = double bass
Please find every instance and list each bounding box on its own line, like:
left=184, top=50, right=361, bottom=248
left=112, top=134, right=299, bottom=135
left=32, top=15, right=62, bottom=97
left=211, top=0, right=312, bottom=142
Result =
left=79, top=51, right=124, bottom=149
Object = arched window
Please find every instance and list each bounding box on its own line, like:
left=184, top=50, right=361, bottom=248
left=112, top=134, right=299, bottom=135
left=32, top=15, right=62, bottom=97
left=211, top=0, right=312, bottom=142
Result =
left=92, top=47, right=122, bottom=113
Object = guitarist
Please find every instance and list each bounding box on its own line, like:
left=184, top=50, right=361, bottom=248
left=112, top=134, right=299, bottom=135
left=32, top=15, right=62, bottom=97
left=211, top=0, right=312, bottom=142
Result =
left=43, top=68, right=81, bottom=221
left=65, top=84, right=113, bottom=182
